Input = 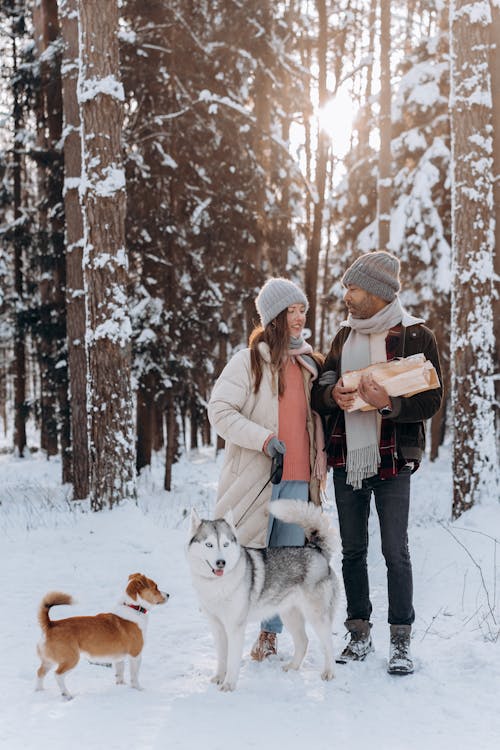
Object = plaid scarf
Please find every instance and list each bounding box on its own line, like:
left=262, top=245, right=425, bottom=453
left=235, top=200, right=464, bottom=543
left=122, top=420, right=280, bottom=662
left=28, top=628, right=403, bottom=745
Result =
left=327, top=326, right=405, bottom=480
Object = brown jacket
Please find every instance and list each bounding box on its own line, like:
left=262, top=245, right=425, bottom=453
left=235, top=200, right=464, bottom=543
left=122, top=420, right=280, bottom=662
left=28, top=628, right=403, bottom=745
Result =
left=312, top=323, right=443, bottom=463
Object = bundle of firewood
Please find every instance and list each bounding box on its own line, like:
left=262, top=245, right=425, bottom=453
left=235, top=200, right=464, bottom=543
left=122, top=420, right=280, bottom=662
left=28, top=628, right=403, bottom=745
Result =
left=342, top=353, right=440, bottom=412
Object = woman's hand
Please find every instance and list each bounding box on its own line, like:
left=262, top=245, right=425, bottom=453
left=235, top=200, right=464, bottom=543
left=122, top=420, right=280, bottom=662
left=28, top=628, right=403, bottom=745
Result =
left=264, top=437, right=286, bottom=458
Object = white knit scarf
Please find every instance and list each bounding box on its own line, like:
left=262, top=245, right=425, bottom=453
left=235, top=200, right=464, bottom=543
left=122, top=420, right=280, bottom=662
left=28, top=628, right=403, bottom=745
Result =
left=342, top=298, right=423, bottom=489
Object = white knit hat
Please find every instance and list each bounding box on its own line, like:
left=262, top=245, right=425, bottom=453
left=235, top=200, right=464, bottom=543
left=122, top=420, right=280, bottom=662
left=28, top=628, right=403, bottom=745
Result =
left=255, top=277, right=309, bottom=328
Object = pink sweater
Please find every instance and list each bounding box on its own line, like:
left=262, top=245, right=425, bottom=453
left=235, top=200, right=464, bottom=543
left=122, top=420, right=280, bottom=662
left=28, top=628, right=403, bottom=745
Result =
left=279, top=359, right=310, bottom=482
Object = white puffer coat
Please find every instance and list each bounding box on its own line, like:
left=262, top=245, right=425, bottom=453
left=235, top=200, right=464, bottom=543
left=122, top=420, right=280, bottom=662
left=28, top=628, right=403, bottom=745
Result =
left=207, top=342, right=321, bottom=548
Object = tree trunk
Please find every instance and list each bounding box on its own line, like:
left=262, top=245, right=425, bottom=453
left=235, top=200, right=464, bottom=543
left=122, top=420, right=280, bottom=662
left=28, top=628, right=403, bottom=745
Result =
left=33, top=0, right=68, bottom=461
left=136, top=371, right=155, bottom=473
left=430, top=399, right=446, bottom=462
left=305, top=0, right=328, bottom=347
left=164, top=391, right=178, bottom=492
left=490, top=1, right=500, bottom=439
left=190, top=400, right=199, bottom=451
left=378, top=0, right=392, bottom=249
left=202, top=410, right=211, bottom=447
left=319, top=157, right=335, bottom=353
left=253, top=0, right=272, bottom=274
left=153, top=398, right=164, bottom=452
left=43, top=0, right=71, bottom=479
left=60, top=0, right=89, bottom=498
left=357, top=0, right=377, bottom=153
left=214, top=327, right=228, bottom=453
left=449, top=0, right=498, bottom=517
left=79, top=0, right=136, bottom=510
left=0, top=348, right=7, bottom=435
left=12, top=34, right=27, bottom=457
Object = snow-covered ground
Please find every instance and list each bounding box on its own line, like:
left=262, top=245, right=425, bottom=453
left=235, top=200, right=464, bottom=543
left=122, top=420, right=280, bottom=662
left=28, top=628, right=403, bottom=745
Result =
left=0, top=442, right=499, bottom=750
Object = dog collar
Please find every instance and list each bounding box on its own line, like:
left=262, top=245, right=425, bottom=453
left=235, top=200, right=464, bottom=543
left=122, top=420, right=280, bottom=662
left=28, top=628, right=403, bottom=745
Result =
left=123, top=602, right=148, bottom=614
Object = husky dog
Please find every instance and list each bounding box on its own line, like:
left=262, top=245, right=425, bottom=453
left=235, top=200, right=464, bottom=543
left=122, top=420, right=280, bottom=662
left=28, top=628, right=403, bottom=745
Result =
left=187, top=500, right=339, bottom=691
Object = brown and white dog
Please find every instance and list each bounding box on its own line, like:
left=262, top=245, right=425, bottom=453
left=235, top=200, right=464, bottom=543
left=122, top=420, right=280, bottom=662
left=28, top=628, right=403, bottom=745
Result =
left=36, top=573, right=168, bottom=699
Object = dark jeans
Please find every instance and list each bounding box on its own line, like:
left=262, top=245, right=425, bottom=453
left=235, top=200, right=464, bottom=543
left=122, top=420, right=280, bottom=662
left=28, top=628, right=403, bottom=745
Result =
left=333, top=467, right=415, bottom=626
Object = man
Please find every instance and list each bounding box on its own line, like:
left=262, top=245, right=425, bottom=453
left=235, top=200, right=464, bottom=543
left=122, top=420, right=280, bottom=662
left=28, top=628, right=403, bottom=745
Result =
left=312, top=250, right=442, bottom=675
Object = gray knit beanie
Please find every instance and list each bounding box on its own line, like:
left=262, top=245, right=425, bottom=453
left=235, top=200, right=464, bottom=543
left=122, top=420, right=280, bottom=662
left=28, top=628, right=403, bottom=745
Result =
left=342, top=251, right=401, bottom=301
left=255, top=277, right=309, bottom=328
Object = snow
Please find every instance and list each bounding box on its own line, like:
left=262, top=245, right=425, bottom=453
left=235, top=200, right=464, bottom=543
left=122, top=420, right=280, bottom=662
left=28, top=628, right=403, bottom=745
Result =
left=454, top=1, right=492, bottom=24
left=78, top=75, right=125, bottom=104
left=1, top=443, right=499, bottom=750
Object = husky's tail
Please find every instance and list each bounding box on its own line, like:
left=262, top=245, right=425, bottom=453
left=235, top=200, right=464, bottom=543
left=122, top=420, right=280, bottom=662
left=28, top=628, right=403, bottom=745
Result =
left=269, top=500, right=337, bottom=558
left=38, top=592, right=73, bottom=633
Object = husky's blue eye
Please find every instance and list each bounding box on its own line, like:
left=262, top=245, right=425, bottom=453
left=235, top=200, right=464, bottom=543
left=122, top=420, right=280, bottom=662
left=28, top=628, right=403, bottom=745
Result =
left=205, top=542, right=213, bottom=548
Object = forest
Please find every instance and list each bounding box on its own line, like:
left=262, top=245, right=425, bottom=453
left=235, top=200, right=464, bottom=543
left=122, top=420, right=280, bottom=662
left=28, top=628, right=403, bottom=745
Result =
left=0, top=0, right=498, bottom=516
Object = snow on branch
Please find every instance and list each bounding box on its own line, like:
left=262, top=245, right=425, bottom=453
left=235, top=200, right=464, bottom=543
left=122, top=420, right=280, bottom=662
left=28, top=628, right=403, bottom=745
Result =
left=79, top=75, right=125, bottom=103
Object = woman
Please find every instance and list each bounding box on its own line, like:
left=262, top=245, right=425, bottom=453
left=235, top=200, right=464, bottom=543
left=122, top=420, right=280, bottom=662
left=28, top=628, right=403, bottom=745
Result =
left=207, top=277, right=326, bottom=660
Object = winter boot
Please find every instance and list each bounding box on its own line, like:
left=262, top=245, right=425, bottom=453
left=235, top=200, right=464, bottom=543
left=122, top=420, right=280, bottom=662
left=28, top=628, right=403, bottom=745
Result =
left=387, top=625, right=414, bottom=675
left=250, top=630, right=277, bottom=661
left=336, top=619, right=374, bottom=663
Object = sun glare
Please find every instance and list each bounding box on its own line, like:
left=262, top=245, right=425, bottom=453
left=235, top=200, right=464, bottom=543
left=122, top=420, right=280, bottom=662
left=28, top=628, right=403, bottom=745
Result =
left=317, top=88, right=355, bottom=158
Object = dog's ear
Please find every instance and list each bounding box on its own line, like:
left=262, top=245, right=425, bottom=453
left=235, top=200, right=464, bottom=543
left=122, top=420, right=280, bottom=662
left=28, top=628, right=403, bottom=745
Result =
left=223, top=509, right=237, bottom=534
left=126, top=574, right=147, bottom=600
left=189, top=508, right=202, bottom=537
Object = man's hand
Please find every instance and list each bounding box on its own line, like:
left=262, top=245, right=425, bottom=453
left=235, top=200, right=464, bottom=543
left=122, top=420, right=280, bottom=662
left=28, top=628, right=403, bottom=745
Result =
left=332, top=379, right=357, bottom=411
left=357, top=373, right=391, bottom=410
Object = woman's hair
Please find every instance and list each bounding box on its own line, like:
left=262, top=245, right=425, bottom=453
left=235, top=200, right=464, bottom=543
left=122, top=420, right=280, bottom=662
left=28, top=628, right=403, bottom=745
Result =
left=249, top=308, right=289, bottom=397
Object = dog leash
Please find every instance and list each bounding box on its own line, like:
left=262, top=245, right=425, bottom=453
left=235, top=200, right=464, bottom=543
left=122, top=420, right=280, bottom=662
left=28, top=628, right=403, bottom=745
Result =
left=235, top=461, right=282, bottom=529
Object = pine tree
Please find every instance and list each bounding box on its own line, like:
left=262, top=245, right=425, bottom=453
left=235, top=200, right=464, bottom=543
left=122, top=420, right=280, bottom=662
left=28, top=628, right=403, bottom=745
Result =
left=79, top=0, right=135, bottom=509
left=449, top=0, right=498, bottom=516
left=0, top=0, right=32, bottom=457
left=60, top=0, right=89, bottom=499
left=391, top=10, right=451, bottom=459
left=32, top=0, right=71, bottom=477
left=490, top=0, right=500, bottom=436
left=378, top=0, right=392, bottom=249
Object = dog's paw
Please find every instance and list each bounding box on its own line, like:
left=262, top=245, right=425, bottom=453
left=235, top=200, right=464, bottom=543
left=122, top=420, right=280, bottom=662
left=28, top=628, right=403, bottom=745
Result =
left=282, top=662, right=300, bottom=673
left=116, top=678, right=126, bottom=686
left=321, top=669, right=335, bottom=681
left=210, top=674, right=224, bottom=685
left=219, top=680, right=236, bottom=692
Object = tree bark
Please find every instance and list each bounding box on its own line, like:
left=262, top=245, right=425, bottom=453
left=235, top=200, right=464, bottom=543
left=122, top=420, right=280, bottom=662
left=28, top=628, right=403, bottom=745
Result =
left=378, top=0, right=392, bottom=250
left=253, top=0, right=272, bottom=274
left=32, top=1, right=69, bottom=463
left=490, top=1, right=500, bottom=437
left=60, top=0, right=89, bottom=498
left=449, top=0, right=498, bottom=517
left=79, top=0, right=136, bottom=510
left=44, top=0, right=71, bottom=479
left=136, top=370, right=155, bottom=474
left=305, top=0, right=328, bottom=347
left=164, top=391, right=178, bottom=492
left=12, top=33, right=27, bottom=457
